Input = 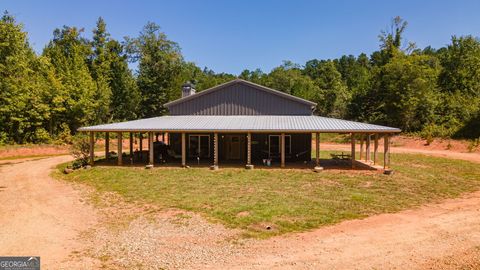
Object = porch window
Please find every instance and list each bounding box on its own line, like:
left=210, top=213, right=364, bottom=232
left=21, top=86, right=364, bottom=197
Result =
left=189, top=135, right=210, bottom=158
left=269, top=135, right=291, bottom=158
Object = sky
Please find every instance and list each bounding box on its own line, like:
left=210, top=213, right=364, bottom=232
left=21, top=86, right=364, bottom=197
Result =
left=2, top=0, right=480, bottom=75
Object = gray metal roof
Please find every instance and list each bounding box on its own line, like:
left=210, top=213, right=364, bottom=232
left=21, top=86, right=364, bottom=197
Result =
left=78, top=115, right=401, bottom=133
left=164, top=79, right=317, bottom=108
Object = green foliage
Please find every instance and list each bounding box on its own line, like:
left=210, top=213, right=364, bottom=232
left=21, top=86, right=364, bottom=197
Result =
left=125, top=22, right=183, bottom=118
left=304, top=60, right=351, bottom=118
left=70, top=133, right=90, bottom=167
left=1, top=13, right=480, bottom=144
left=56, top=123, right=73, bottom=144
left=467, top=138, right=480, bottom=153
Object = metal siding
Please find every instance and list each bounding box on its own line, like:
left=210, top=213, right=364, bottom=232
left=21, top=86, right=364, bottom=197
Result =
left=168, top=83, right=312, bottom=115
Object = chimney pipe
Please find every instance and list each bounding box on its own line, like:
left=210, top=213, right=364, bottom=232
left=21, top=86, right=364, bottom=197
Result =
left=182, top=82, right=196, bottom=98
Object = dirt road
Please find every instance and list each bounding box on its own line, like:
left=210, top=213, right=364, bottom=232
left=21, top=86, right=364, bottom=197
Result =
left=0, top=152, right=479, bottom=269
left=0, top=156, right=98, bottom=269
left=215, top=191, right=480, bottom=269
left=322, top=143, right=480, bottom=163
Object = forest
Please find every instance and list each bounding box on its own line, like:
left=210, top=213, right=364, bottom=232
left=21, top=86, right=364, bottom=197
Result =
left=1, top=12, right=479, bottom=144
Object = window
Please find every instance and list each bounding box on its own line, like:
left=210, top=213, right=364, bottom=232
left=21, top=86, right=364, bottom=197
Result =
left=269, top=135, right=291, bottom=157
left=188, top=135, right=210, bottom=158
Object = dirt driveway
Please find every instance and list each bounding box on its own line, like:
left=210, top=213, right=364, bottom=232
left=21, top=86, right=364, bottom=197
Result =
left=0, top=152, right=479, bottom=269
left=0, top=156, right=99, bottom=269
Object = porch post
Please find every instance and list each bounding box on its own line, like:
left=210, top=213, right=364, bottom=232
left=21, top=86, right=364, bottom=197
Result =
left=281, top=133, right=285, bottom=168
left=351, top=133, right=356, bottom=169
left=139, top=133, right=143, bottom=161
left=129, top=132, right=133, bottom=161
left=117, top=132, right=122, bottom=165
left=181, top=133, right=186, bottom=167
left=359, top=134, right=364, bottom=160
left=149, top=132, right=154, bottom=166
left=366, top=134, right=371, bottom=162
left=211, top=133, right=219, bottom=170
left=384, top=134, right=390, bottom=170
left=315, top=132, right=320, bottom=167
left=246, top=132, right=253, bottom=169
left=89, top=131, right=95, bottom=165
left=105, top=132, right=109, bottom=160
left=373, top=134, right=379, bottom=165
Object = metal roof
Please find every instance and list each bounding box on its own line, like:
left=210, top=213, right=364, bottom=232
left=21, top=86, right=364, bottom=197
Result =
left=164, top=79, right=317, bottom=108
left=78, top=115, right=401, bottom=133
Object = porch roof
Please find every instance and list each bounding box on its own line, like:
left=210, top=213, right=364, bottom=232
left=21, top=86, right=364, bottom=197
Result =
left=78, top=115, right=401, bottom=133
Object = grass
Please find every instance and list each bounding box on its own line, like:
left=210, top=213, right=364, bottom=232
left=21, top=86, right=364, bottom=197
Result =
left=55, top=152, right=480, bottom=238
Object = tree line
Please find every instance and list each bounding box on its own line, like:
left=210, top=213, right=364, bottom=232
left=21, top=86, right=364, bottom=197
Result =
left=1, top=13, right=479, bottom=144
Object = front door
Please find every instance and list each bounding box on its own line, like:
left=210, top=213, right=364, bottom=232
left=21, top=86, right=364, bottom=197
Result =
left=226, top=135, right=242, bottom=160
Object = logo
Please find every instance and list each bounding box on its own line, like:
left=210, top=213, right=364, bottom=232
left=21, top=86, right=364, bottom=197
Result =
left=0, top=257, right=40, bottom=270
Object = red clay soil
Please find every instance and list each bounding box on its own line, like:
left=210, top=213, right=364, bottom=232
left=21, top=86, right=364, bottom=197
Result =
left=0, top=144, right=69, bottom=159
left=0, top=156, right=100, bottom=269
left=393, top=135, right=480, bottom=153
left=212, top=191, right=480, bottom=269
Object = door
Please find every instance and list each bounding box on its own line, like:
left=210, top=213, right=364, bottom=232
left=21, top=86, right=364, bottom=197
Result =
left=269, top=135, right=291, bottom=159
left=226, top=135, right=242, bottom=160
left=188, top=135, right=210, bottom=158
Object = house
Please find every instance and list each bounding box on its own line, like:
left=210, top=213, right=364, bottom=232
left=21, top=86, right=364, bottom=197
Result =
left=79, top=79, right=401, bottom=170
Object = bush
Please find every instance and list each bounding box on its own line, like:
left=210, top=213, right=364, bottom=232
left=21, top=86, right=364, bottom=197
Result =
left=33, top=128, right=51, bottom=144
left=467, top=138, right=480, bottom=153
left=419, top=123, right=455, bottom=144
left=70, top=134, right=91, bottom=167
left=57, top=123, right=73, bottom=144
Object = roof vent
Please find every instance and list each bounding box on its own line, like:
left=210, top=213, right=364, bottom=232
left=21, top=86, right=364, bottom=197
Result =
left=182, top=82, right=196, bottom=98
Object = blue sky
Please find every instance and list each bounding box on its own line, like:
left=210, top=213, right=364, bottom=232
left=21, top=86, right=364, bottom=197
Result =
left=2, top=0, right=480, bottom=74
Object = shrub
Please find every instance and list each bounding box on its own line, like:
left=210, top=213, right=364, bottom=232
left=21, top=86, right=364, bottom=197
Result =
left=70, top=134, right=91, bottom=167
left=467, top=138, right=480, bottom=153
left=419, top=123, right=455, bottom=144
left=33, top=128, right=51, bottom=144
left=57, top=123, right=73, bottom=144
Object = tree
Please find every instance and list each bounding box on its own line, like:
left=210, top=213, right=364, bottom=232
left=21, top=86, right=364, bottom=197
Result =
left=304, top=60, right=350, bottom=118
left=43, top=26, right=98, bottom=134
left=0, top=12, right=51, bottom=143
left=107, top=40, right=140, bottom=121
left=264, top=61, right=317, bottom=101
left=378, top=16, right=415, bottom=60
left=437, top=36, right=480, bottom=137
left=89, top=17, right=112, bottom=123
left=126, top=22, right=183, bottom=118
left=375, top=54, right=440, bottom=131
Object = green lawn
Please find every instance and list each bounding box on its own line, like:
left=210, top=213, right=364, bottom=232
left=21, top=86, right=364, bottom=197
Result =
left=56, top=152, right=480, bottom=238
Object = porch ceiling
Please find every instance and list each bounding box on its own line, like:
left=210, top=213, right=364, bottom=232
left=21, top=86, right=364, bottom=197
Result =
left=78, top=115, right=401, bottom=133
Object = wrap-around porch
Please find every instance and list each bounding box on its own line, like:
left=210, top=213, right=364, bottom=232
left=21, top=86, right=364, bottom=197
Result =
left=87, top=131, right=393, bottom=171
